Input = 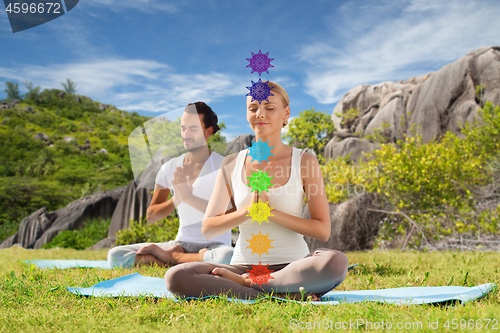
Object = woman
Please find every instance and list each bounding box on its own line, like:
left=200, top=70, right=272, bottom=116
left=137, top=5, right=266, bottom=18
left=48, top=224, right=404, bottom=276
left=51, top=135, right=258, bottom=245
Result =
left=165, top=81, right=348, bottom=300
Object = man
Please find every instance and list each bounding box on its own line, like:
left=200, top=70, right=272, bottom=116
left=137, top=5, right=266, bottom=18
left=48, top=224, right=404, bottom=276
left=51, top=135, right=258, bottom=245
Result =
left=108, top=102, right=233, bottom=267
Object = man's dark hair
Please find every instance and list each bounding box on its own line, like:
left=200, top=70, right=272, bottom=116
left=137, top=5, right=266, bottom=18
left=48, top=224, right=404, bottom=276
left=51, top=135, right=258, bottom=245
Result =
left=186, top=102, right=220, bottom=135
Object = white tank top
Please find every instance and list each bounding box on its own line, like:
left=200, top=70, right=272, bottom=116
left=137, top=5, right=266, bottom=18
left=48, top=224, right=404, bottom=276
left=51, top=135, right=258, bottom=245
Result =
left=230, top=147, right=310, bottom=265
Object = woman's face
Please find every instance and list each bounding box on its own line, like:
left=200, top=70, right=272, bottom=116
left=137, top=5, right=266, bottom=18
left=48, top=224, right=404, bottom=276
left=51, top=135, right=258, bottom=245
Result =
left=246, top=93, right=290, bottom=136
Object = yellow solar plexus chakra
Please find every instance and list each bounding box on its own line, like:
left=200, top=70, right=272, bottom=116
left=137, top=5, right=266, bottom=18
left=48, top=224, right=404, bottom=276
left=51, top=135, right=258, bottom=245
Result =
left=246, top=199, right=274, bottom=224
left=246, top=230, right=274, bottom=257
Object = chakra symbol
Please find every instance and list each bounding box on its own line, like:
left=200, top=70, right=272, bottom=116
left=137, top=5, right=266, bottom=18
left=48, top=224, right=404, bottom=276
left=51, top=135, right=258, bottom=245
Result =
left=246, top=199, right=274, bottom=225
left=246, top=261, right=275, bottom=287
left=247, top=138, right=274, bottom=164
left=246, top=231, right=274, bottom=257
left=246, top=78, right=274, bottom=104
left=246, top=50, right=274, bottom=76
left=246, top=169, right=274, bottom=194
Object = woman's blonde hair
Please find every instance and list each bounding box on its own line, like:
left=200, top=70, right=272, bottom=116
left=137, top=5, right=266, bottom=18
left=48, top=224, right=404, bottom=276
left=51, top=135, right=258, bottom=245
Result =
left=266, top=81, right=289, bottom=107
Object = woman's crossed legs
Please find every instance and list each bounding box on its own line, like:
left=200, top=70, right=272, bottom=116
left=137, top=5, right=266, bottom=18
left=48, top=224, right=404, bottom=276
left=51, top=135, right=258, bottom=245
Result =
left=165, top=248, right=348, bottom=300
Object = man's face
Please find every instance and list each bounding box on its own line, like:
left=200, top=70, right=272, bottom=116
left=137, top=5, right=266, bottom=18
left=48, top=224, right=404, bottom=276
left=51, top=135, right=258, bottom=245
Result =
left=180, top=111, right=210, bottom=151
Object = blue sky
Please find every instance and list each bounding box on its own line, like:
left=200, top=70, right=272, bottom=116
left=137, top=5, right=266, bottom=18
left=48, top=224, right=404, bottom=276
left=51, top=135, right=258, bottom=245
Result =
left=1, top=0, right=500, bottom=141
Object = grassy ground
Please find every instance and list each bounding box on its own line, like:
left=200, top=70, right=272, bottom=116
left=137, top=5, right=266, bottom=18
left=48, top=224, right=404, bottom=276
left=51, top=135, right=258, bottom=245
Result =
left=0, top=246, right=499, bottom=332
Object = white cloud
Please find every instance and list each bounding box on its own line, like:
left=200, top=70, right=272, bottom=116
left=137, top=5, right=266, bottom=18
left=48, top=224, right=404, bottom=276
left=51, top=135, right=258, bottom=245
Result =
left=0, top=58, right=247, bottom=112
left=301, top=0, right=500, bottom=104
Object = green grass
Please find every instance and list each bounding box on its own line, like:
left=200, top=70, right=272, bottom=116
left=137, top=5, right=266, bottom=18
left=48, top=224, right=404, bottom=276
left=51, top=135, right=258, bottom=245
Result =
left=1, top=248, right=499, bottom=332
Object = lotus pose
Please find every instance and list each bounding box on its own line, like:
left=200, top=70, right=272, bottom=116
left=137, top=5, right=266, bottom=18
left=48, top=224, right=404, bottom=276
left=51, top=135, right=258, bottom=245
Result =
left=108, top=102, right=233, bottom=268
left=165, top=82, right=348, bottom=300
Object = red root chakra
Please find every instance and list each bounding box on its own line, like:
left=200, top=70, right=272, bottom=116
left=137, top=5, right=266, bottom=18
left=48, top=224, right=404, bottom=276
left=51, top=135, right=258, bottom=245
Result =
left=246, top=261, right=274, bottom=287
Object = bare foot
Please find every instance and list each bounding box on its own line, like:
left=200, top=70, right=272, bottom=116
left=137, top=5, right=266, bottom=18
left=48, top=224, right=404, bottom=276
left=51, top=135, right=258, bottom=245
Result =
left=136, top=243, right=160, bottom=256
left=137, top=244, right=184, bottom=264
left=211, top=267, right=252, bottom=287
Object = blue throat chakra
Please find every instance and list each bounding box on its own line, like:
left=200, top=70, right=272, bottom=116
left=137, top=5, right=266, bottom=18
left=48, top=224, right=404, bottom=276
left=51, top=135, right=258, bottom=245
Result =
left=247, top=138, right=274, bottom=163
left=246, top=78, right=274, bottom=104
left=246, top=50, right=274, bottom=76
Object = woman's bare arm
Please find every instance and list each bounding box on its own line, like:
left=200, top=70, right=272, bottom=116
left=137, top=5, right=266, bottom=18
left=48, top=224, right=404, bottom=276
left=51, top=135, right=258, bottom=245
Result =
left=265, top=152, right=331, bottom=242
left=202, top=154, right=249, bottom=239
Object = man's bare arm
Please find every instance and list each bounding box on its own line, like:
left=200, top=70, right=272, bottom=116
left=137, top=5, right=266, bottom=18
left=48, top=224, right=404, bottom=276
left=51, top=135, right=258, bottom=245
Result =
left=146, top=184, right=176, bottom=224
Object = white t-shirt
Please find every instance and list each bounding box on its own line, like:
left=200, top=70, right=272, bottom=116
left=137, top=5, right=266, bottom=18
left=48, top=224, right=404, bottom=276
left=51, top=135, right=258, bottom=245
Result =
left=155, top=152, right=230, bottom=245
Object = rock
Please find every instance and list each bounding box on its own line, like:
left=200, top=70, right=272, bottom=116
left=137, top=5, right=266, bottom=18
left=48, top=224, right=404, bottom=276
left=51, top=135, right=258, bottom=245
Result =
left=324, top=137, right=380, bottom=163
left=407, top=46, right=500, bottom=142
left=33, top=132, right=49, bottom=142
left=364, top=95, right=405, bottom=142
left=77, top=144, right=90, bottom=151
left=97, top=148, right=108, bottom=154
left=155, top=116, right=170, bottom=123
left=57, top=91, right=66, bottom=98
left=120, top=126, right=126, bottom=131
left=0, top=187, right=126, bottom=249
left=98, top=103, right=108, bottom=111
left=1, top=118, right=8, bottom=126
left=303, top=193, right=382, bottom=252
left=107, top=181, right=154, bottom=237
left=86, top=236, right=117, bottom=250
left=22, top=106, right=34, bottom=112
left=63, top=136, right=76, bottom=143
left=121, top=113, right=126, bottom=118
left=226, top=134, right=255, bottom=154
left=332, top=46, right=500, bottom=144
left=0, top=207, right=56, bottom=249
left=74, top=95, right=82, bottom=103
left=85, top=138, right=90, bottom=144
left=10, top=99, right=20, bottom=105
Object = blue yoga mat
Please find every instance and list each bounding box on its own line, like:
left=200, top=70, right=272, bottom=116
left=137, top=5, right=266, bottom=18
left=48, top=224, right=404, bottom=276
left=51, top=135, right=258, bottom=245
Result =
left=27, top=260, right=357, bottom=271
left=26, top=260, right=110, bottom=269
left=67, top=272, right=496, bottom=305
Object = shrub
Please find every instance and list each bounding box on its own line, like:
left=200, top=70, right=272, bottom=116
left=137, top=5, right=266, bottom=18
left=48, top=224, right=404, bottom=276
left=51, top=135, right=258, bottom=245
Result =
left=42, top=217, right=111, bottom=250
left=283, top=108, right=335, bottom=158
left=321, top=102, right=500, bottom=248
left=115, top=215, right=179, bottom=245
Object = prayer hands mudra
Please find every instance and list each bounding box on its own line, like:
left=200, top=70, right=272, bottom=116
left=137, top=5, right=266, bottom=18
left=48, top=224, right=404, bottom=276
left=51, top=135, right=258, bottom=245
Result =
left=171, top=167, right=193, bottom=205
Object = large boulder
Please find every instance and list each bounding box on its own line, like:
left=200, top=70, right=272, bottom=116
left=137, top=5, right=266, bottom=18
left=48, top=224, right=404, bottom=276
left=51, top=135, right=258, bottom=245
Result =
left=303, top=193, right=382, bottom=252
left=332, top=46, right=500, bottom=143
left=226, top=134, right=255, bottom=154
left=107, top=180, right=154, bottom=237
left=0, top=187, right=125, bottom=249
left=324, top=137, right=380, bottom=163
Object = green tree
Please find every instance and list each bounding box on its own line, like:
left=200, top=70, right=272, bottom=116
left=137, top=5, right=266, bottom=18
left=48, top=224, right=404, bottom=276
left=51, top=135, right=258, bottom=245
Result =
left=283, top=108, right=336, bottom=158
left=61, top=78, right=77, bottom=94
left=4, top=81, right=20, bottom=100
left=23, top=81, right=41, bottom=101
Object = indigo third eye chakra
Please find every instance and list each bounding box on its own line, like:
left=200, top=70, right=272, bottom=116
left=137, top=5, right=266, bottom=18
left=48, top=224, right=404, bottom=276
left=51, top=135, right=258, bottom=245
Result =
left=246, top=78, right=274, bottom=104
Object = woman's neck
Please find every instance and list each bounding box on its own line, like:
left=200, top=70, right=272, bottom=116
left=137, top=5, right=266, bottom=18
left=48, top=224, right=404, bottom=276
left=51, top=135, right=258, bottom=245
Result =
left=254, top=134, right=289, bottom=156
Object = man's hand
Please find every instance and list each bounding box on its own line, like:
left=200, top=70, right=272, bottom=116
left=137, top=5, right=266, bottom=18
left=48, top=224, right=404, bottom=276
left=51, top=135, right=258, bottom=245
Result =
left=171, top=166, right=193, bottom=203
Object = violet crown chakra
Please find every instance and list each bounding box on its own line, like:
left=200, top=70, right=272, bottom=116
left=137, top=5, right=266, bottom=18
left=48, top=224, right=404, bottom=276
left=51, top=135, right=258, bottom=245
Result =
left=246, top=50, right=274, bottom=76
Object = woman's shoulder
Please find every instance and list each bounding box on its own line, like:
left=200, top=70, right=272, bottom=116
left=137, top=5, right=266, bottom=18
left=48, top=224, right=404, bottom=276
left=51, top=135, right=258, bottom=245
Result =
left=220, top=152, right=242, bottom=167
left=299, top=150, right=320, bottom=177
